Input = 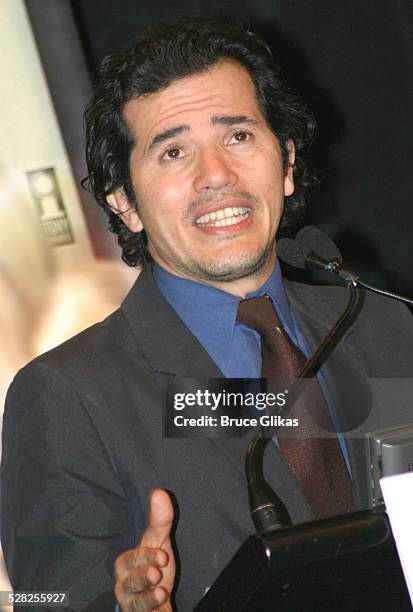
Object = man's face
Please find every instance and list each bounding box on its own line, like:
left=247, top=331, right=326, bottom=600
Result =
left=108, top=61, right=295, bottom=295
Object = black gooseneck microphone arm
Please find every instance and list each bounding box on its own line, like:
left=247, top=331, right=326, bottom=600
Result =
left=295, top=225, right=413, bottom=307
left=307, top=254, right=413, bottom=306
left=245, top=281, right=365, bottom=533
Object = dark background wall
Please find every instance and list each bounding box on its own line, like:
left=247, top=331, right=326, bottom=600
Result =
left=70, top=0, right=413, bottom=296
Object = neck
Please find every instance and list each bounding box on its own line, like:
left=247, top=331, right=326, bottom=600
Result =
left=153, top=256, right=278, bottom=298
left=202, top=261, right=277, bottom=297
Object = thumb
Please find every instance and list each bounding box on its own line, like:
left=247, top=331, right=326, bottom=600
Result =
left=140, top=489, right=174, bottom=549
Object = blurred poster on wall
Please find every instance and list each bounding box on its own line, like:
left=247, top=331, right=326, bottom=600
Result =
left=0, top=0, right=136, bottom=599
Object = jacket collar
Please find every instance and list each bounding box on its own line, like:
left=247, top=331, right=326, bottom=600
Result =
left=121, top=265, right=223, bottom=378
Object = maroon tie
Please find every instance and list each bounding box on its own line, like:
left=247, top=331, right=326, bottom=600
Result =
left=237, top=294, right=353, bottom=519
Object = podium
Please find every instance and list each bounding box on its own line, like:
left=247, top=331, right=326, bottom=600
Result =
left=194, top=509, right=411, bottom=611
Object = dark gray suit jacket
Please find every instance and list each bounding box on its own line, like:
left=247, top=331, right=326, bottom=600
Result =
left=2, top=266, right=413, bottom=611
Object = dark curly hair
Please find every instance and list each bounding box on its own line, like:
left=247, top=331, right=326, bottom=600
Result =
left=84, top=16, right=317, bottom=267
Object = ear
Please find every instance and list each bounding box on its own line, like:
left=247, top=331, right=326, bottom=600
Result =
left=284, top=139, right=295, bottom=197
left=106, top=188, right=143, bottom=232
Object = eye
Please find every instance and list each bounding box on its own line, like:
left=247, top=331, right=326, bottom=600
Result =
left=229, top=130, right=252, bottom=144
left=160, top=146, right=184, bottom=161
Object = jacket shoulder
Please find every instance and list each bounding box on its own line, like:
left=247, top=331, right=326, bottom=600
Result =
left=286, top=280, right=413, bottom=376
left=10, top=307, right=148, bottom=393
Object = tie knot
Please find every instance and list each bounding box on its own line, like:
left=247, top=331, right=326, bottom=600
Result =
left=237, top=295, right=282, bottom=336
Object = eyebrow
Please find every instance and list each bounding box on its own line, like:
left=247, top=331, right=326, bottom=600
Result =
left=148, top=124, right=190, bottom=151
left=211, top=114, right=259, bottom=127
left=147, top=115, right=259, bottom=152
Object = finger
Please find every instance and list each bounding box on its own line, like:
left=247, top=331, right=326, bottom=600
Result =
left=116, top=585, right=169, bottom=612
left=122, top=565, right=162, bottom=594
left=140, top=489, right=174, bottom=549
left=115, top=547, right=168, bottom=580
left=140, top=586, right=169, bottom=610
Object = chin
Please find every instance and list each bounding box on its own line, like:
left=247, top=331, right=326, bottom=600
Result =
left=185, top=246, right=275, bottom=283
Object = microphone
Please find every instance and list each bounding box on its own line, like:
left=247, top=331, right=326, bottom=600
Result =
left=277, top=235, right=357, bottom=281
left=297, top=225, right=342, bottom=263
left=277, top=226, right=357, bottom=281
left=277, top=227, right=413, bottom=305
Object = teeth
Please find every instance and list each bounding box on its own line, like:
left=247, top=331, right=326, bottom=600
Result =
left=196, top=206, right=250, bottom=227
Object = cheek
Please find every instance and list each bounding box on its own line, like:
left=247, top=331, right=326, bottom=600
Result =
left=134, top=176, right=181, bottom=227
left=150, top=171, right=189, bottom=208
left=240, top=151, right=284, bottom=186
left=140, top=193, right=186, bottom=245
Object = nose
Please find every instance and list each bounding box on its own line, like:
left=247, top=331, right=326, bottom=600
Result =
left=193, top=148, right=238, bottom=193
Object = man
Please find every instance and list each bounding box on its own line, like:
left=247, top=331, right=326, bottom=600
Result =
left=2, top=16, right=413, bottom=612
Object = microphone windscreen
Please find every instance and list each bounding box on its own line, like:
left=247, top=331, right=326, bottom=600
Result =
left=277, top=238, right=311, bottom=269
left=296, top=225, right=343, bottom=263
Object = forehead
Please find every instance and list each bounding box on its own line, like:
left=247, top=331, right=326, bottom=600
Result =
left=123, top=61, right=263, bottom=146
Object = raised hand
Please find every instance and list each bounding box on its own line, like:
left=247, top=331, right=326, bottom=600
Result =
left=114, top=489, right=175, bottom=611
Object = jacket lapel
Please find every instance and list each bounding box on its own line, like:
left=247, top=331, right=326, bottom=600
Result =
left=121, top=265, right=223, bottom=378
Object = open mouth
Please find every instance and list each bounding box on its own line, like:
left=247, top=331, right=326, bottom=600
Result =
left=195, top=206, right=251, bottom=228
